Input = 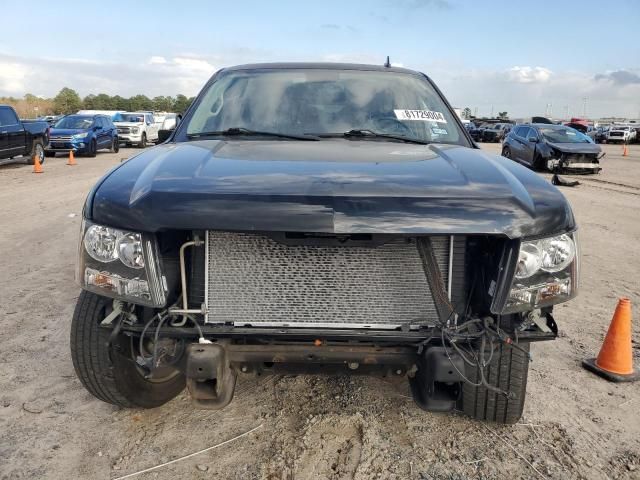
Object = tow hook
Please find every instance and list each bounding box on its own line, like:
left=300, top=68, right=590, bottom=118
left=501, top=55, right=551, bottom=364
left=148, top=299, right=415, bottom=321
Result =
left=409, top=346, right=466, bottom=412
left=185, top=343, right=237, bottom=409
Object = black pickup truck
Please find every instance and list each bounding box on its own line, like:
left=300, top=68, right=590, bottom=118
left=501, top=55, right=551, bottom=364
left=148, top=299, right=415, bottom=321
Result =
left=0, top=105, right=49, bottom=165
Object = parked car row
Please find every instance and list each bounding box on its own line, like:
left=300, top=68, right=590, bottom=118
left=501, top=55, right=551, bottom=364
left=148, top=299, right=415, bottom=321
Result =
left=465, top=121, right=513, bottom=143
left=38, top=110, right=179, bottom=158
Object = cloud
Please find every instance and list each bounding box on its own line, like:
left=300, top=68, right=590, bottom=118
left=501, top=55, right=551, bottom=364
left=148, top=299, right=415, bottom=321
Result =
left=148, top=56, right=167, bottom=65
left=0, top=53, right=218, bottom=98
left=0, top=60, right=28, bottom=93
left=427, top=63, right=640, bottom=118
left=594, top=69, right=640, bottom=85
left=506, top=66, right=553, bottom=84
left=1, top=51, right=638, bottom=118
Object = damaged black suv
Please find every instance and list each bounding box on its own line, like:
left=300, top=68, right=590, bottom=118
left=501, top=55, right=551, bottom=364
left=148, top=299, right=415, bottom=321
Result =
left=71, top=63, right=579, bottom=424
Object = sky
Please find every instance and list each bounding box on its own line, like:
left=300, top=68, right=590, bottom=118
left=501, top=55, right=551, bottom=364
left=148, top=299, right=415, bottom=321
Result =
left=1, top=0, right=639, bottom=118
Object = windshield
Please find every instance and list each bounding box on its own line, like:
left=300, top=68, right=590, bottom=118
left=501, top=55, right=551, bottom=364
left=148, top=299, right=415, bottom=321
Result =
left=185, top=68, right=467, bottom=145
left=116, top=113, right=145, bottom=123
left=54, top=116, right=93, bottom=129
left=540, top=127, right=590, bottom=143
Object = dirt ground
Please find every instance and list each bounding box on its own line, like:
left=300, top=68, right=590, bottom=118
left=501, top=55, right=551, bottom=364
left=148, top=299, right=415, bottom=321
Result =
left=0, top=143, right=638, bottom=480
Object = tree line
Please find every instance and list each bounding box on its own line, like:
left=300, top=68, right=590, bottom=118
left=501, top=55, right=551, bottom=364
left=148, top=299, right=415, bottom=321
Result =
left=1, top=87, right=195, bottom=118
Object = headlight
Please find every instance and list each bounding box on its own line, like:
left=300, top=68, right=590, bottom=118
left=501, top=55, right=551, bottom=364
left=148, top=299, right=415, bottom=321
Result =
left=84, top=225, right=119, bottom=262
left=72, top=132, right=88, bottom=140
left=495, top=232, right=579, bottom=314
left=516, top=234, right=575, bottom=278
left=132, top=127, right=139, bottom=134
left=117, top=232, right=145, bottom=269
left=515, top=242, right=542, bottom=279
left=77, top=221, right=166, bottom=307
left=538, top=234, right=575, bottom=272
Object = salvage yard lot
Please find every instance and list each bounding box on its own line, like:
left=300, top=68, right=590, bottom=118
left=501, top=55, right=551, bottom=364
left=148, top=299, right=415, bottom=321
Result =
left=0, top=144, right=638, bottom=479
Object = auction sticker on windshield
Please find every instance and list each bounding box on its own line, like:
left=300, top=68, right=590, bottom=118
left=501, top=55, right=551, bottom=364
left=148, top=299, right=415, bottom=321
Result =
left=394, top=109, right=447, bottom=123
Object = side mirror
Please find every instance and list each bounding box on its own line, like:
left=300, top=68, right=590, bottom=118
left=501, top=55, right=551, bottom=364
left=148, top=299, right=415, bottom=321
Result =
left=528, top=136, right=538, bottom=143
left=93, top=126, right=100, bottom=131
left=158, top=129, right=173, bottom=143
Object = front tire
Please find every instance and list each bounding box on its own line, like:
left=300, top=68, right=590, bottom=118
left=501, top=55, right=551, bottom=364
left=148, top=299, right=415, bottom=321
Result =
left=501, top=146, right=511, bottom=159
left=139, top=133, right=147, bottom=148
left=87, top=140, right=97, bottom=157
left=70, top=291, right=185, bottom=408
left=28, top=141, right=45, bottom=165
left=460, top=342, right=530, bottom=424
left=111, top=137, right=120, bottom=153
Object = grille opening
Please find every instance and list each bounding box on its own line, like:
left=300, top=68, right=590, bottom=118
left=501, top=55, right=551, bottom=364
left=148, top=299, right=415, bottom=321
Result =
left=205, top=232, right=452, bottom=328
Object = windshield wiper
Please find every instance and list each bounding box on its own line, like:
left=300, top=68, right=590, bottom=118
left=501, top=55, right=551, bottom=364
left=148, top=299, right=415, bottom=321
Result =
left=187, top=127, right=319, bottom=141
left=312, top=129, right=430, bottom=145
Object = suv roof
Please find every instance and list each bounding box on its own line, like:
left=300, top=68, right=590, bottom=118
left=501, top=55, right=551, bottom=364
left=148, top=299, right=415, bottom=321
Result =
left=223, top=62, right=422, bottom=76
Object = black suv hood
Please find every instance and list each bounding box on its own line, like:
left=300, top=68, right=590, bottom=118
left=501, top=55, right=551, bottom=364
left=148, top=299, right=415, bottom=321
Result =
left=90, top=139, right=575, bottom=238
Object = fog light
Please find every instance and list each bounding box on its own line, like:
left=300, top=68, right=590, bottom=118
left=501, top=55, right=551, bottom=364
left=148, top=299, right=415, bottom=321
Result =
left=85, top=267, right=151, bottom=301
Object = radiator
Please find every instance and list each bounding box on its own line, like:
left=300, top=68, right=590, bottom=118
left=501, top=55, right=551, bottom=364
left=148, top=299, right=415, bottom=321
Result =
left=205, top=232, right=450, bottom=329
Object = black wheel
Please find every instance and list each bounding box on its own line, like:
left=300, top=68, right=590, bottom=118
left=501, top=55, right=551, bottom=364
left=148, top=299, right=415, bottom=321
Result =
left=460, top=342, right=530, bottom=424
left=70, top=291, right=185, bottom=408
left=139, top=133, right=147, bottom=148
left=88, top=139, right=97, bottom=157
left=28, top=141, right=45, bottom=165
left=501, top=147, right=511, bottom=159
left=111, top=137, right=120, bottom=153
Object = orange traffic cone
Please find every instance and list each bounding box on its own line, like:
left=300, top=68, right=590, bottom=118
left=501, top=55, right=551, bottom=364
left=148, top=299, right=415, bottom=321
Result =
left=622, top=144, right=628, bottom=157
left=32, top=154, right=43, bottom=173
left=582, top=298, right=638, bottom=382
left=67, top=150, right=77, bottom=166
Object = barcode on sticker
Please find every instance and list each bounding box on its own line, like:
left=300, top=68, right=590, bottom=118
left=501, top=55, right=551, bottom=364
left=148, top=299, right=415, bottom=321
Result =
left=394, top=109, right=447, bottom=123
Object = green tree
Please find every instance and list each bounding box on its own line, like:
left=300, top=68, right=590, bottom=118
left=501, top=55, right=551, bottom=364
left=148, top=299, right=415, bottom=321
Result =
left=93, top=93, right=115, bottom=110
left=173, top=94, right=193, bottom=114
left=462, top=107, right=472, bottom=119
left=112, top=95, right=130, bottom=111
left=83, top=94, right=97, bottom=109
left=53, top=87, right=83, bottom=114
left=129, top=94, right=153, bottom=111
left=152, top=96, right=173, bottom=112
left=497, top=111, right=509, bottom=120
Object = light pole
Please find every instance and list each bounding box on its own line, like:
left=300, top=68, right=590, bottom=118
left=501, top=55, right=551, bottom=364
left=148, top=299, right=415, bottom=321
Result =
left=582, top=97, right=588, bottom=117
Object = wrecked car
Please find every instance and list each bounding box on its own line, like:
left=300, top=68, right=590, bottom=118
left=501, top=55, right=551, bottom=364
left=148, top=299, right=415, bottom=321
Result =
left=502, top=123, right=603, bottom=174
left=71, top=63, right=579, bottom=424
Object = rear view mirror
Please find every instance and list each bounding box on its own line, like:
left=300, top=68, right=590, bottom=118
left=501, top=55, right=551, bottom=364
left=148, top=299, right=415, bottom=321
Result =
left=158, top=129, right=173, bottom=143
left=528, top=137, right=538, bottom=143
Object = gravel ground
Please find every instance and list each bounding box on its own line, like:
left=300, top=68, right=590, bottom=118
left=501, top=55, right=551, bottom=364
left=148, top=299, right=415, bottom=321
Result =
left=0, top=143, right=638, bottom=480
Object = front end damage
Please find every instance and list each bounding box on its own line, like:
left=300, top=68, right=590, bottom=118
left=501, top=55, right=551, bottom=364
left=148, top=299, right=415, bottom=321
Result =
left=547, top=150, right=604, bottom=174
left=95, top=231, right=567, bottom=412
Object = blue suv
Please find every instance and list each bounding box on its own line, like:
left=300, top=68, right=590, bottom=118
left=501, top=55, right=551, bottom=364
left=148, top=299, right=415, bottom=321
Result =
left=45, top=114, right=119, bottom=157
